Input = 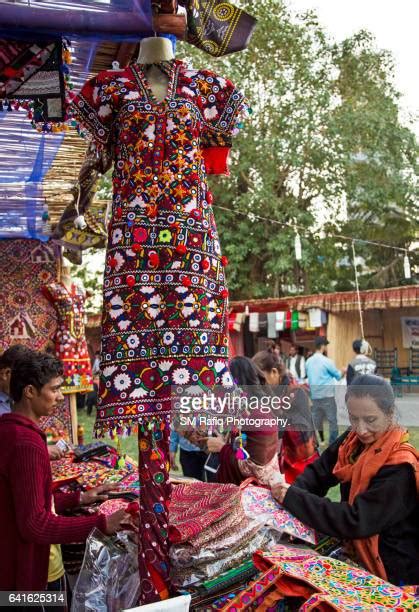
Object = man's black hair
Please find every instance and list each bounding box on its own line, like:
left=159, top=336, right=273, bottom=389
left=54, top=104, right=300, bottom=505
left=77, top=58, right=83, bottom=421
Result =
left=10, top=352, right=63, bottom=403
left=0, top=344, right=34, bottom=370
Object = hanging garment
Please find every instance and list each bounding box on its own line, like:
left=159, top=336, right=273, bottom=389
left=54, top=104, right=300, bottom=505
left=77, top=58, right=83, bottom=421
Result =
left=258, top=313, right=268, bottom=334
left=233, top=312, right=246, bottom=332
left=275, top=311, right=285, bottom=331
left=267, top=312, right=276, bottom=338
left=0, top=38, right=68, bottom=123
left=178, top=0, right=257, bottom=57
left=298, top=312, right=308, bottom=329
left=285, top=311, right=292, bottom=329
left=308, top=308, right=322, bottom=328
left=71, top=59, right=248, bottom=436
left=248, top=312, right=259, bottom=333
left=43, top=282, right=93, bottom=393
left=291, top=310, right=299, bottom=331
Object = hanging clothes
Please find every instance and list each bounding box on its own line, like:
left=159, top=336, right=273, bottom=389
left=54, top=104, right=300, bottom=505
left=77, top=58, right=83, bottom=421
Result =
left=291, top=310, right=299, bottom=331
left=71, top=58, right=248, bottom=604
left=275, top=311, right=285, bottom=331
left=267, top=312, right=276, bottom=338
left=42, top=282, right=93, bottom=394
left=71, top=59, right=248, bottom=437
left=308, top=308, right=322, bottom=328
left=248, top=312, right=259, bottom=333
left=298, top=312, right=308, bottom=329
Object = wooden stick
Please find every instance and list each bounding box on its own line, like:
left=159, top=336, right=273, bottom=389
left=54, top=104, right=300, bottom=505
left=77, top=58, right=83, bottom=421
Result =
left=69, top=393, right=78, bottom=445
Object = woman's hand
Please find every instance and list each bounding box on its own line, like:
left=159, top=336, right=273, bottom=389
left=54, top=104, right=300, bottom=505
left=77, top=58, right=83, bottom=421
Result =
left=48, top=445, right=66, bottom=461
left=205, top=432, right=226, bottom=453
left=271, top=483, right=290, bottom=504
left=80, top=484, right=118, bottom=505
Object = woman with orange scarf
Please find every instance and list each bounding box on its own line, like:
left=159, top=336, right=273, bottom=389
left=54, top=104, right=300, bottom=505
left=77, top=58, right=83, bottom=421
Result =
left=272, top=374, right=419, bottom=586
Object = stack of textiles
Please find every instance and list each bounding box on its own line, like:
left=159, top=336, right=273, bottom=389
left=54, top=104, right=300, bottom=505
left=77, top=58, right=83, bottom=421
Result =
left=241, top=484, right=317, bottom=545
left=169, top=482, right=282, bottom=587
left=214, top=543, right=419, bottom=610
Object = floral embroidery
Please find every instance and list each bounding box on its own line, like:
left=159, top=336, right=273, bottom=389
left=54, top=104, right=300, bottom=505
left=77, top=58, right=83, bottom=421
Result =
left=71, top=60, right=248, bottom=435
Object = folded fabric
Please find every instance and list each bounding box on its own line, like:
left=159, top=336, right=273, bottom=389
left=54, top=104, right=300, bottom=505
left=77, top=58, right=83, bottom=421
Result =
left=250, top=554, right=418, bottom=611
left=275, top=312, right=285, bottom=331
left=169, top=482, right=242, bottom=544
left=241, top=484, right=317, bottom=545
left=248, top=312, right=259, bottom=332
left=267, top=312, right=277, bottom=338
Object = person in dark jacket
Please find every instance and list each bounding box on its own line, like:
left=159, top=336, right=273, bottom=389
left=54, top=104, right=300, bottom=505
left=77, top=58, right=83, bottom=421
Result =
left=0, top=352, right=130, bottom=600
left=272, top=375, right=419, bottom=586
left=346, top=339, right=376, bottom=385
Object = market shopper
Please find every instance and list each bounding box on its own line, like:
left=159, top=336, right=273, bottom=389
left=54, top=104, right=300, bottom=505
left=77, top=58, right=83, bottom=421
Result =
left=207, top=356, right=282, bottom=486
left=170, top=428, right=208, bottom=481
left=252, top=349, right=319, bottom=483
left=0, top=344, right=67, bottom=461
left=305, top=336, right=345, bottom=445
left=0, top=351, right=131, bottom=595
left=286, top=344, right=306, bottom=384
left=347, top=339, right=376, bottom=385
left=272, top=375, right=419, bottom=586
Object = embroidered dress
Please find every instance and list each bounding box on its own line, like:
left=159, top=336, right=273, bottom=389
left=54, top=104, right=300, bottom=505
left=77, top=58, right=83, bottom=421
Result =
left=71, top=59, right=247, bottom=436
left=43, top=282, right=93, bottom=393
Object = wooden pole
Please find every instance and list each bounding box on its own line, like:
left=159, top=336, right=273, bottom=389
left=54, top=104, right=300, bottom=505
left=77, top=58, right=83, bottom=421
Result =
left=69, top=393, right=78, bottom=445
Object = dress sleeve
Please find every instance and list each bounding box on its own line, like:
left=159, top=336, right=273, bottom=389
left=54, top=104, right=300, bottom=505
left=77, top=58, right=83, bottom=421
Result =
left=197, top=70, right=249, bottom=175
left=70, top=72, right=115, bottom=148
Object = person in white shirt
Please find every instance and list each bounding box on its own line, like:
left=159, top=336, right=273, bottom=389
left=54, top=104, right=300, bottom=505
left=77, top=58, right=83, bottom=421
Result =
left=286, top=345, right=306, bottom=383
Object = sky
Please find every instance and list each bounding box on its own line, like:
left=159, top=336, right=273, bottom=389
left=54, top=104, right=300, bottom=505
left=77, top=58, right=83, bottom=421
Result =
left=289, top=0, right=418, bottom=126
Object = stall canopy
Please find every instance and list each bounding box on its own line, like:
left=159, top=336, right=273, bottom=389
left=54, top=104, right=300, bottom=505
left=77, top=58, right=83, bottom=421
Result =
left=0, top=0, right=152, bottom=240
left=230, top=285, right=419, bottom=314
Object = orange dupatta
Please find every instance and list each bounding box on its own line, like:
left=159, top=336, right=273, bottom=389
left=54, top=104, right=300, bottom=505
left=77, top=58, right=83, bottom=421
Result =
left=332, top=427, right=419, bottom=580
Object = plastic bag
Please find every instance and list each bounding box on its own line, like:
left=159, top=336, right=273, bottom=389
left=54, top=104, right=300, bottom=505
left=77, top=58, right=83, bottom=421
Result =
left=71, top=528, right=140, bottom=612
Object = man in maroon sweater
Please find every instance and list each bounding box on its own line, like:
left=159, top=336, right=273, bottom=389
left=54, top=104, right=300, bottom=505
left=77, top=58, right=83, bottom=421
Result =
left=0, top=352, right=129, bottom=593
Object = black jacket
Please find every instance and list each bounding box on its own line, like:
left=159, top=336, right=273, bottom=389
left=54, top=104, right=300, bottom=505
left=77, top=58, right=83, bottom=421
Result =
left=283, top=432, right=419, bottom=586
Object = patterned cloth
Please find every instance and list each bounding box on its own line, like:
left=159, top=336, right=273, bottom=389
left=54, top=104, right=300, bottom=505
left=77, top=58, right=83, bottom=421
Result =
left=0, top=239, right=58, bottom=352
left=179, top=0, right=257, bottom=57
left=251, top=555, right=418, bottom=611
left=39, top=396, right=72, bottom=442
left=169, top=481, right=242, bottom=544
left=71, top=59, right=248, bottom=436
left=241, top=485, right=317, bottom=545
left=0, top=38, right=66, bottom=121
left=43, top=282, right=93, bottom=393
left=138, top=423, right=172, bottom=603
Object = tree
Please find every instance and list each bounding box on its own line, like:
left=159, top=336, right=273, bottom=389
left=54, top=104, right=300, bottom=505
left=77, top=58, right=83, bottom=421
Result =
left=178, top=0, right=418, bottom=297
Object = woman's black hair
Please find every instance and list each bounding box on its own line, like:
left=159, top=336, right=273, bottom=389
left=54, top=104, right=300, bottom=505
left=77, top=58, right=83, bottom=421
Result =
left=230, top=356, right=266, bottom=387
left=345, top=374, right=395, bottom=415
left=10, top=352, right=63, bottom=403
left=252, top=349, right=286, bottom=378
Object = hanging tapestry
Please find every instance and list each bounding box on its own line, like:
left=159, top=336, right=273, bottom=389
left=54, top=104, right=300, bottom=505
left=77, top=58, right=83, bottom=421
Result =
left=39, top=395, right=72, bottom=442
left=179, top=0, right=257, bottom=57
left=241, top=484, right=317, bottom=545
left=0, top=37, right=67, bottom=122
left=0, top=239, right=58, bottom=352
left=43, top=281, right=93, bottom=393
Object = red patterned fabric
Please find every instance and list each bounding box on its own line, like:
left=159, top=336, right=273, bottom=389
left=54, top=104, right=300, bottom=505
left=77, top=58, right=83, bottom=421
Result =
left=169, top=481, right=242, bottom=544
left=71, top=59, right=248, bottom=435
left=0, top=239, right=57, bottom=353
left=43, top=282, right=93, bottom=394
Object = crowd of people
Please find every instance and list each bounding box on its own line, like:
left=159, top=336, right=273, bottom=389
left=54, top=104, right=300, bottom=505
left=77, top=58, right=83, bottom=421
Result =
left=0, top=336, right=418, bottom=605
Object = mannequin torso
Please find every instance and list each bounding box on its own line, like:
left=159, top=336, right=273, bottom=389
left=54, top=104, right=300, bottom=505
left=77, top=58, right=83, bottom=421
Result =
left=137, top=37, right=174, bottom=102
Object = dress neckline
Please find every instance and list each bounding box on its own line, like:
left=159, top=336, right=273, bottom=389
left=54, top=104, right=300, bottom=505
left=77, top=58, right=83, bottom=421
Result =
left=131, top=59, right=179, bottom=106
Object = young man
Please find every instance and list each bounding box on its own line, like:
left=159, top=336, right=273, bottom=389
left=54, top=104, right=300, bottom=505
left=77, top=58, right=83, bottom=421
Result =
left=347, top=339, right=377, bottom=385
left=286, top=344, right=306, bottom=384
left=306, top=336, right=345, bottom=445
left=1, top=344, right=66, bottom=461
left=0, top=351, right=129, bottom=597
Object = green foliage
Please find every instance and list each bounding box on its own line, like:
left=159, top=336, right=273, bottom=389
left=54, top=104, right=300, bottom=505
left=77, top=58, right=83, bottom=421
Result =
left=96, top=0, right=418, bottom=299
left=176, top=0, right=418, bottom=297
